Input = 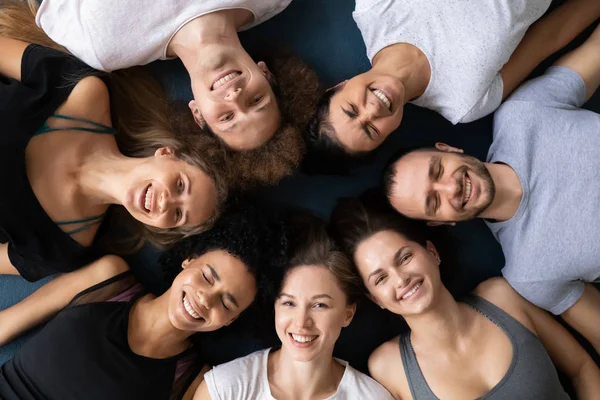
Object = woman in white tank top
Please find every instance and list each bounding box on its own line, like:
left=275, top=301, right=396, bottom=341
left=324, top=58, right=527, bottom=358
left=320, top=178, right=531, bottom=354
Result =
left=194, top=215, right=394, bottom=399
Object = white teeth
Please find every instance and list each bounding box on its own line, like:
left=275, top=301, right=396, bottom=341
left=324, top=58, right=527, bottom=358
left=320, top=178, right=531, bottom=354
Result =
left=402, top=282, right=421, bottom=300
left=371, top=89, right=391, bottom=110
left=183, top=295, right=201, bottom=320
left=212, top=72, right=240, bottom=89
left=291, top=334, right=318, bottom=343
left=144, top=186, right=153, bottom=212
left=464, top=177, right=472, bottom=205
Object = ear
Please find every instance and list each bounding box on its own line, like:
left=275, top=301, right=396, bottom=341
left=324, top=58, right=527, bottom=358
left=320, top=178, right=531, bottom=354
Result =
left=342, top=303, right=357, bottom=327
left=181, top=257, right=193, bottom=269
left=154, top=146, right=175, bottom=157
left=367, top=293, right=384, bottom=310
left=425, top=240, right=439, bottom=261
left=326, top=80, right=348, bottom=92
left=435, top=142, right=464, bottom=154
left=188, top=100, right=206, bottom=129
left=426, top=221, right=456, bottom=227
left=257, top=61, right=276, bottom=85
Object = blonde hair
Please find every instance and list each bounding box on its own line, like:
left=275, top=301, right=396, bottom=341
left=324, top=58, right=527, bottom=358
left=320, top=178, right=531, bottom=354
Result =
left=0, top=0, right=228, bottom=250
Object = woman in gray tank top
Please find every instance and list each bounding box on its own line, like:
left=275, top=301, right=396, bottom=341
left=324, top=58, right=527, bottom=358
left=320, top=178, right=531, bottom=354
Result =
left=329, top=191, right=600, bottom=400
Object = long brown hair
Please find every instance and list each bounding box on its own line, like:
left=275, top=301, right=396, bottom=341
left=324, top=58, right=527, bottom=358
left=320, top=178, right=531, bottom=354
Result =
left=0, top=0, right=227, bottom=249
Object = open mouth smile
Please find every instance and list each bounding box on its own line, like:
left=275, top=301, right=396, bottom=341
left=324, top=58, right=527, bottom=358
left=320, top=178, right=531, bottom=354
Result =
left=182, top=293, right=205, bottom=322
left=211, top=71, right=241, bottom=90
left=370, top=87, right=392, bottom=111
left=462, top=174, right=472, bottom=207
left=398, top=280, right=423, bottom=301
left=141, top=184, right=153, bottom=213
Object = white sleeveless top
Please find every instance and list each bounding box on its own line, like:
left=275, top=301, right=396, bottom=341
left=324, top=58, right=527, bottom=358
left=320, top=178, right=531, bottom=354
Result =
left=36, top=0, right=291, bottom=72
left=204, top=348, right=394, bottom=399
left=353, top=0, right=552, bottom=124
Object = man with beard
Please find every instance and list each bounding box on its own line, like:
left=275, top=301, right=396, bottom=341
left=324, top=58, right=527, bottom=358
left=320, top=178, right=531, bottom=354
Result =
left=383, top=24, right=600, bottom=355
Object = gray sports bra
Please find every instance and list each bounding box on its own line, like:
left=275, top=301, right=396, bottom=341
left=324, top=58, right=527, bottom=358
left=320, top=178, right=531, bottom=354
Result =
left=399, top=295, right=570, bottom=399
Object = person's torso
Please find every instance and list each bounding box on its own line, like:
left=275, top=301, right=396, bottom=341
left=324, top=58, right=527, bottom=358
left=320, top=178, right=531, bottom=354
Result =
left=352, top=0, right=551, bottom=123
left=400, top=296, right=569, bottom=400
left=0, top=300, right=183, bottom=400
left=487, top=99, right=600, bottom=297
left=36, top=0, right=293, bottom=71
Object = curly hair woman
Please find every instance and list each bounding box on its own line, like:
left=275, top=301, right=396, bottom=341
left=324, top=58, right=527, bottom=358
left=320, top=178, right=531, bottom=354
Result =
left=0, top=204, right=287, bottom=400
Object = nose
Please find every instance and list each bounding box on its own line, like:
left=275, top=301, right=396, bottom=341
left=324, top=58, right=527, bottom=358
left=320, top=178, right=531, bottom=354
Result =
left=196, top=290, right=213, bottom=310
left=294, top=307, right=313, bottom=329
left=364, top=101, right=381, bottom=120
left=432, top=178, right=460, bottom=200
left=392, top=268, right=411, bottom=289
left=158, top=191, right=181, bottom=213
left=224, top=86, right=242, bottom=101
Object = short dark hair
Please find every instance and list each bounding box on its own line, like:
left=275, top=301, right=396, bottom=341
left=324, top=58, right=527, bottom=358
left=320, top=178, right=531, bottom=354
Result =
left=382, top=146, right=435, bottom=203
left=279, top=212, right=362, bottom=305
left=302, top=85, right=374, bottom=175
left=159, top=201, right=288, bottom=306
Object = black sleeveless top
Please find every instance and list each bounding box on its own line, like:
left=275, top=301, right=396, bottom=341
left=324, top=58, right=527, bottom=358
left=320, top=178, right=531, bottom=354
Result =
left=399, top=295, right=569, bottom=399
left=0, top=44, right=104, bottom=281
left=0, top=272, right=200, bottom=399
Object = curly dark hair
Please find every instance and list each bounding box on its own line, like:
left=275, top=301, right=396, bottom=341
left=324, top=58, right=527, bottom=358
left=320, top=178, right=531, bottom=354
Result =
left=170, top=52, right=321, bottom=189
left=302, top=84, right=374, bottom=175
left=159, top=201, right=289, bottom=306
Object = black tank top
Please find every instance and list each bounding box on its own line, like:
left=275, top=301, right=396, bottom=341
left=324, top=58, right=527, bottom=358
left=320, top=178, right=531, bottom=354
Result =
left=0, top=273, right=200, bottom=400
left=399, top=295, right=569, bottom=399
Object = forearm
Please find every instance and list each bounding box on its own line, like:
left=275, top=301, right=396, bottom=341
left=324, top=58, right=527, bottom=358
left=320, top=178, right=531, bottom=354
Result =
left=501, top=0, right=600, bottom=98
left=572, top=358, right=600, bottom=399
left=0, top=243, right=18, bottom=275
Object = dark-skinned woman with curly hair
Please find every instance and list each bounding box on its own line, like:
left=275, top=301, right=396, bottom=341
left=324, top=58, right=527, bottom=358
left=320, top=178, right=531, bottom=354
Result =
left=0, top=204, right=288, bottom=400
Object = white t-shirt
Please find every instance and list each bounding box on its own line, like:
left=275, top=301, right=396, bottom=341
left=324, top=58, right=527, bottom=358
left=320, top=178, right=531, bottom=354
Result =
left=36, top=0, right=292, bottom=72
left=204, top=348, right=394, bottom=399
left=353, top=0, right=552, bottom=124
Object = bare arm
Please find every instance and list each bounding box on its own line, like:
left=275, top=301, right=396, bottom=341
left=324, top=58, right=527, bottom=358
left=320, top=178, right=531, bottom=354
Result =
left=0, top=243, right=19, bottom=275
left=368, top=339, right=406, bottom=400
left=0, top=255, right=129, bottom=346
left=182, top=365, right=210, bottom=400
left=0, top=37, right=30, bottom=81
left=561, top=284, right=600, bottom=356
left=500, top=0, right=600, bottom=99
left=554, top=23, right=600, bottom=100
left=524, top=288, right=600, bottom=399
left=192, top=379, right=213, bottom=400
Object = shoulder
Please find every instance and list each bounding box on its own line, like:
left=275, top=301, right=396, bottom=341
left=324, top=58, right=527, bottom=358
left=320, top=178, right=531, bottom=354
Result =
left=342, top=363, right=395, bottom=399
left=368, top=336, right=406, bottom=397
left=473, top=277, right=532, bottom=326
left=204, top=349, right=267, bottom=396
left=62, top=76, right=112, bottom=126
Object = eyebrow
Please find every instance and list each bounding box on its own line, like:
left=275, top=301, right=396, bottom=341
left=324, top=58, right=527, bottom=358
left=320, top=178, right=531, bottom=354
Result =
left=208, top=264, right=220, bottom=282
left=225, top=293, right=239, bottom=308
left=279, top=293, right=333, bottom=300
left=341, top=106, right=373, bottom=140
left=393, top=246, right=410, bottom=266
left=367, top=268, right=384, bottom=283
left=425, top=156, right=442, bottom=216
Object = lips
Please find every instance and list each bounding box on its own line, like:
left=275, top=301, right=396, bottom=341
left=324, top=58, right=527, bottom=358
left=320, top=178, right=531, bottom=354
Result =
left=211, top=71, right=241, bottom=90
left=370, top=88, right=392, bottom=111
left=182, top=292, right=205, bottom=322
left=462, top=174, right=473, bottom=207
left=289, top=332, right=319, bottom=348
left=141, top=184, right=153, bottom=213
left=397, top=280, right=423, bottom=301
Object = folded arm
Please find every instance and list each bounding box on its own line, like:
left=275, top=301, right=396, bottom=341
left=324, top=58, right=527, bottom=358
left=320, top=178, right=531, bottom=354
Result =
left=561, top=284, right=600, bottom=356
left=524, top=287, right=600, bottom=399
left=500, top=0, right=600, bottom=99
left=0, top=254, right=129, bottom=346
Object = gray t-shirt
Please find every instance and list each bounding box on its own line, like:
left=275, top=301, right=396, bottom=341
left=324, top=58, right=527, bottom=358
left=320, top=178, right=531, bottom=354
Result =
left=204, top=348, right=394, bottom=399
left=353, top=0, right=551, bottom=124
left=487, top=66, right=600, bottom=315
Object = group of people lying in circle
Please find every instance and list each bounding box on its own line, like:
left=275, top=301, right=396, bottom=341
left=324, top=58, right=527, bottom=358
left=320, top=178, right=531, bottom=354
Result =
left=1, top=0, right=600, bottom=398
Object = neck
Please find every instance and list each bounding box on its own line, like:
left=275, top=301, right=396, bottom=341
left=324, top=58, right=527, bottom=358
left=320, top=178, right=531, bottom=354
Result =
left=403, top=288, right=473, bottom=350
left=479, top=163, right=523, bottom=221
left=167, top=9, right=249, bottom=71
left=77, top=149, right=141, bottom=207
left=270, top=347, right=341, bottom=400
left=371, top=43, right=431, bottom=102
left=129, top=290, right=193, bottom=358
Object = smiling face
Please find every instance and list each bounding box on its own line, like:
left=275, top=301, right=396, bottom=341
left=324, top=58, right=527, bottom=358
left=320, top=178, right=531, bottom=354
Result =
left=123, top=148, right=217, bottom=229
left=275, top=265, right=355, bottom=362
left=388, top=146, right=496, bottom=222
left=168, top=249, right=257, bottom=333
left=354, top=230, right=442, bottom=317
left=327, top=71, right=406, bottom=153
left=188, top=47, right=281, bottom=151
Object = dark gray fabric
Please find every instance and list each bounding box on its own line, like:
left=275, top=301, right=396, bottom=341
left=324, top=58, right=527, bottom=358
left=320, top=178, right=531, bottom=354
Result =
left=400, top=295, right=569, bottom=399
